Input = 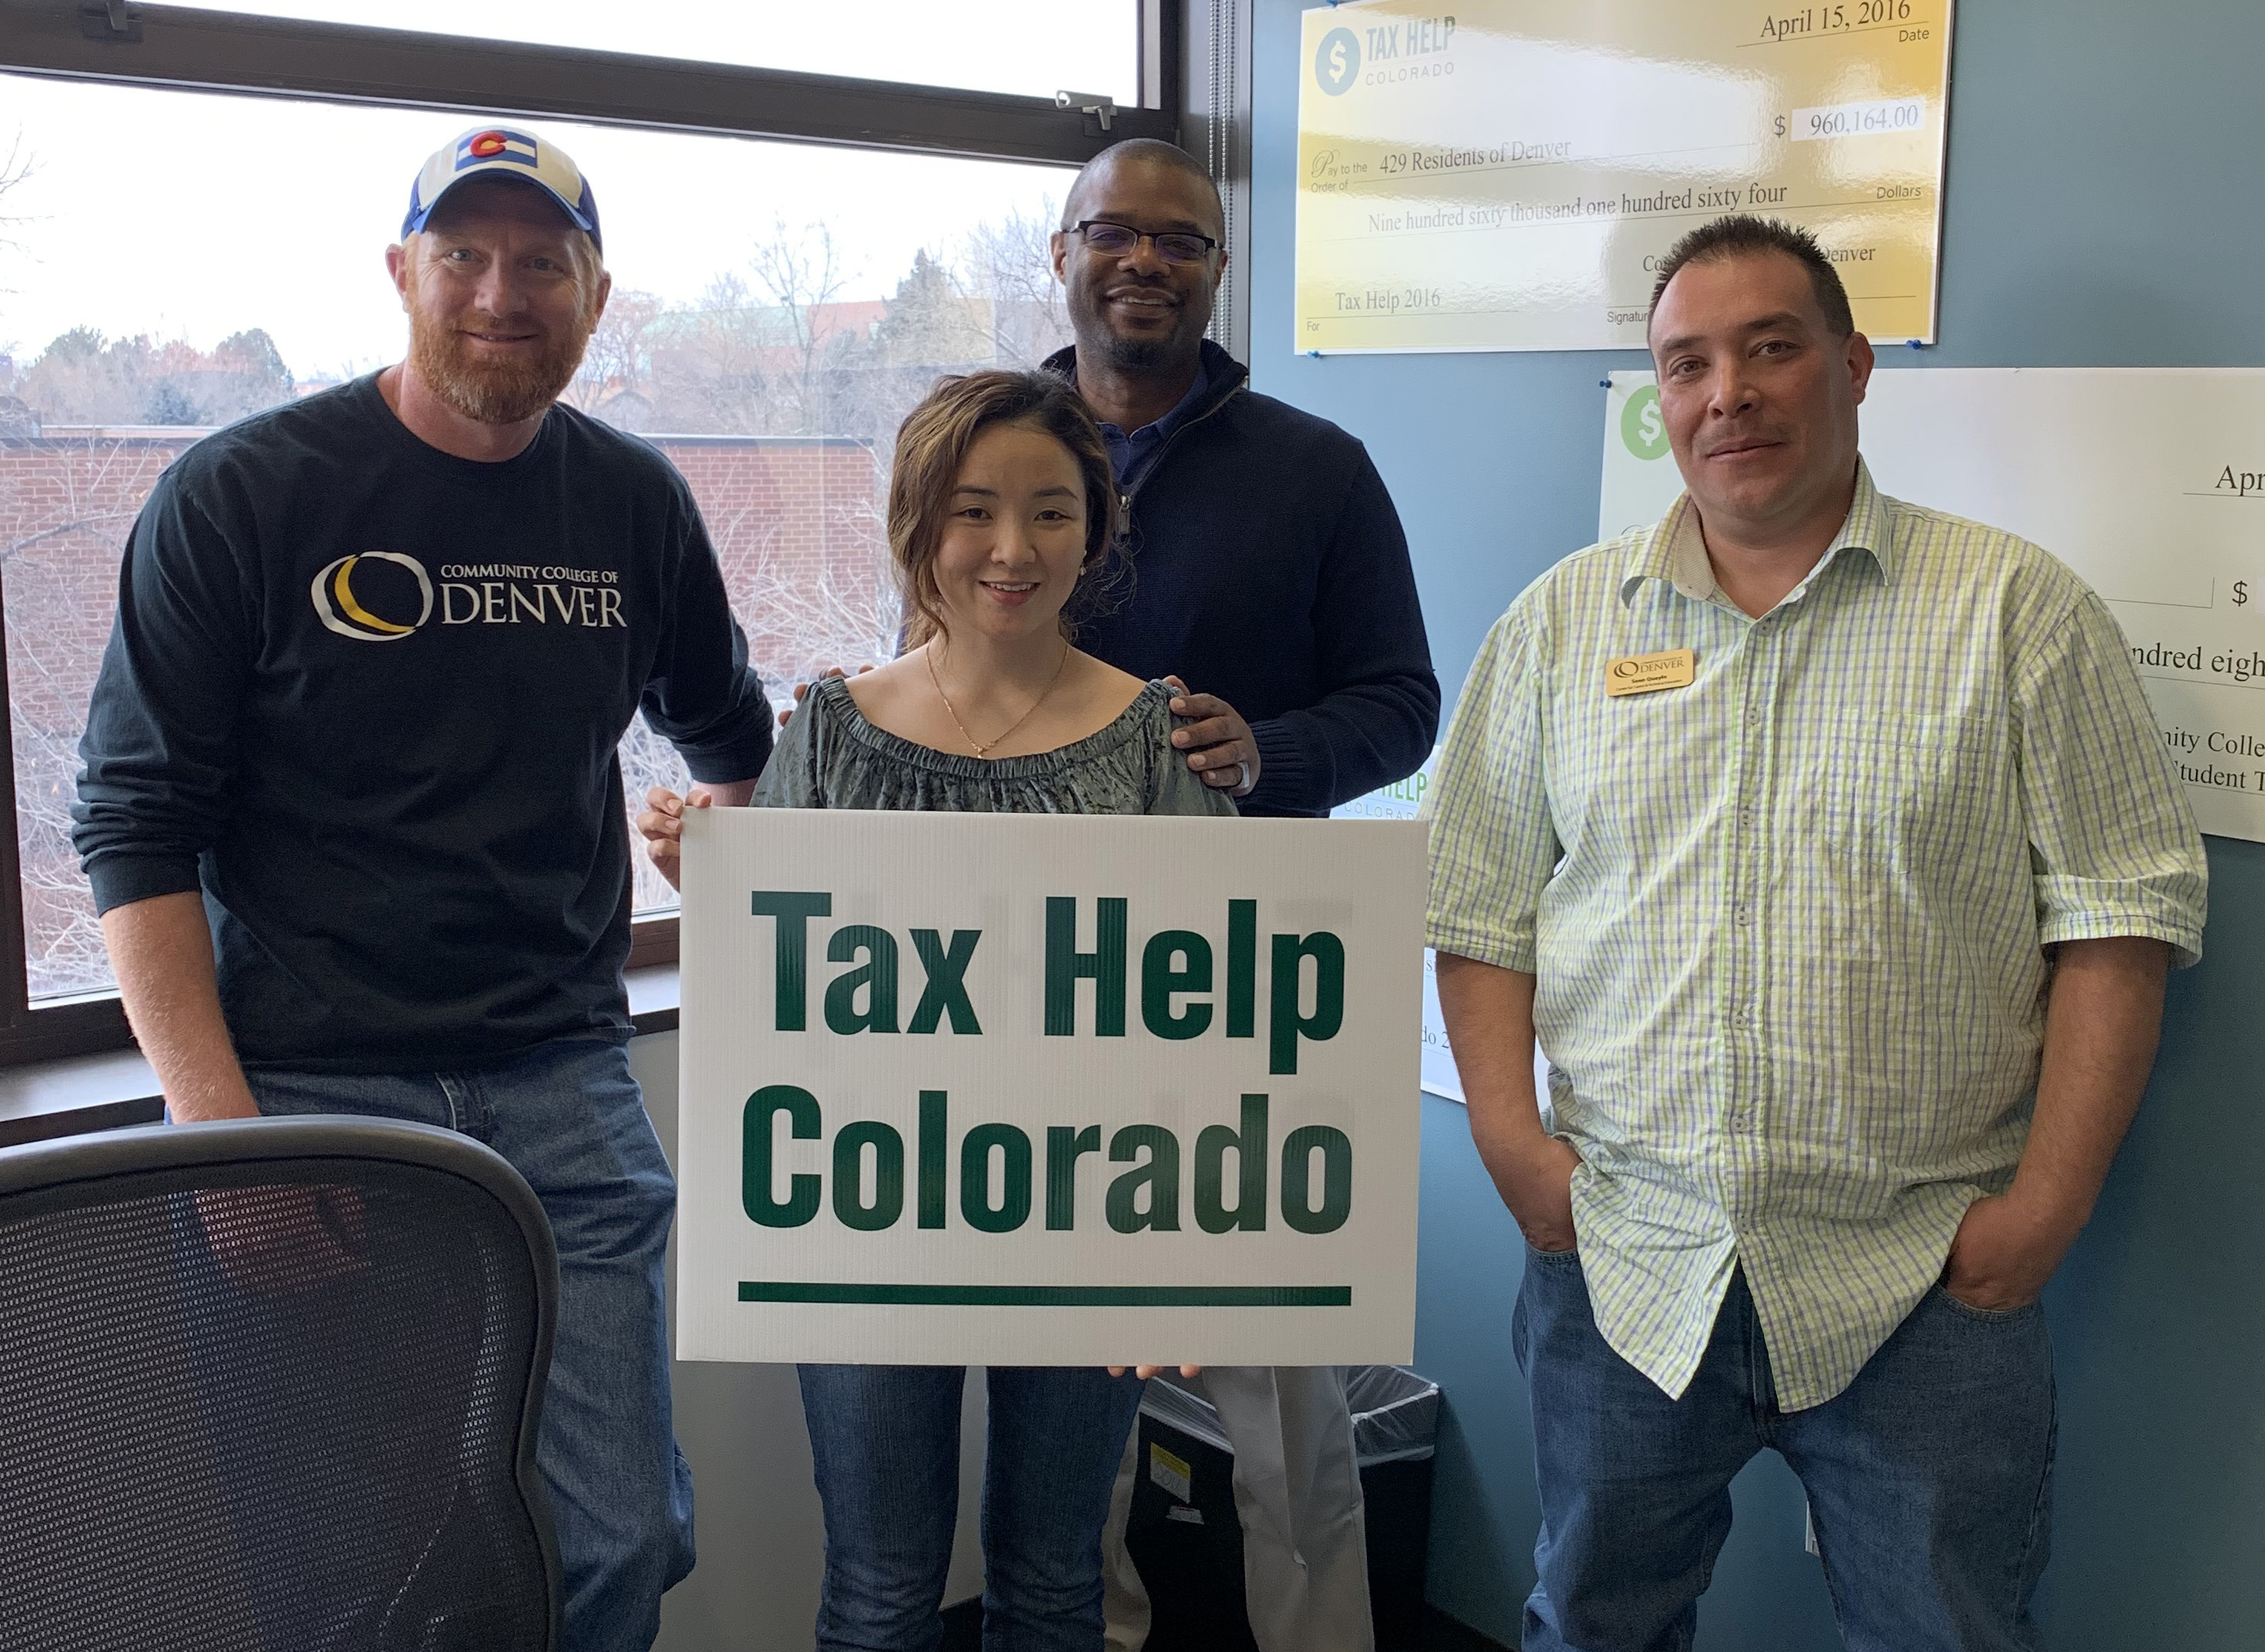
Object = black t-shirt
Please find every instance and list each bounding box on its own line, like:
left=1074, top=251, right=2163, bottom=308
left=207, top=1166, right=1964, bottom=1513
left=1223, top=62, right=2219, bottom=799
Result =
left=72, top=375, right=775, bottom=1072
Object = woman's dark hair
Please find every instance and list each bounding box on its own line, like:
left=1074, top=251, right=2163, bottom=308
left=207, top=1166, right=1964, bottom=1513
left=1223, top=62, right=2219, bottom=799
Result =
left=887, top=369, right=1122, bottom=647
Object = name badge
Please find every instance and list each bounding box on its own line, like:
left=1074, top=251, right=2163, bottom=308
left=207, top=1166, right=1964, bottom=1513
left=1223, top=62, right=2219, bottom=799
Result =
left=1605, top=647, right=1696, bottom=697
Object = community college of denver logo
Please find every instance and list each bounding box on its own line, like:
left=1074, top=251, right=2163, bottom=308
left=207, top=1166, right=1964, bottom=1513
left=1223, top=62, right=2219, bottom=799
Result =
left=311, top=552, right=434, bottom=641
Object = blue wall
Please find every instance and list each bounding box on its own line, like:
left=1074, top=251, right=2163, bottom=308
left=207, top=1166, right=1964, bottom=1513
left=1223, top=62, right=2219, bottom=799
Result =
left=1245, top=2, right=2265, bottom=1645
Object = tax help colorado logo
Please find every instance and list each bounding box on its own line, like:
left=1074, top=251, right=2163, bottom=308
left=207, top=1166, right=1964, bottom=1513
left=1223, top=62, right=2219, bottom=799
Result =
left=676, top=810, right=1428, bottom=1367
left=1314, top=12, right=1459, bottom=97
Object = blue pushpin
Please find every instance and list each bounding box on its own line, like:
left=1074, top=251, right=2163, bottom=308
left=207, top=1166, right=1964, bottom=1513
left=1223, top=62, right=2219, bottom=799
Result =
left=1906, top=339, right=1923, bottom=349
left=1307, top=349, right=1323, bottom=359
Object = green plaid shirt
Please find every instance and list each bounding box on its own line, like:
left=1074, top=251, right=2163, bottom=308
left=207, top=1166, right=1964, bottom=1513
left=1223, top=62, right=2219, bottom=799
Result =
left=1424, top=463, right=2207, bottom=1408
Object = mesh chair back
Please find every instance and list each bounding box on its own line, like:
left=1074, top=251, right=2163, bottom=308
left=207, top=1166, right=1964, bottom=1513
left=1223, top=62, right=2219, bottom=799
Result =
left=0, top=1116, right=562, bottom=1652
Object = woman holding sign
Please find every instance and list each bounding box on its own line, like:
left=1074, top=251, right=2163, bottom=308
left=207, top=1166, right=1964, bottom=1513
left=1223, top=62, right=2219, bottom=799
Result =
left=641, top=369, right=1224, bottom=1650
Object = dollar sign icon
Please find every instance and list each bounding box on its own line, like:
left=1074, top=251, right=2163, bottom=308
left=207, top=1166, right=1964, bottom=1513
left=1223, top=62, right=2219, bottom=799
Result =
left=1316, top=27, right=1360, bottom=96
left=2235, top=579, right=2250, bottom=608
left=1621, top=385, right=1670, bottom=461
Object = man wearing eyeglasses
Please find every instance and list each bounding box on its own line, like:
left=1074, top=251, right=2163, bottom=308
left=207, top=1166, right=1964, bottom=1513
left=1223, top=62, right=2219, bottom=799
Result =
left=1050, top=139, right=1438, bottom=1652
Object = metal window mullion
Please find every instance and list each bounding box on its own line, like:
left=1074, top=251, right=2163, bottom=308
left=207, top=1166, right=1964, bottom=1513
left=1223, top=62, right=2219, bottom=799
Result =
left=0, top=559, right=38, bottom=1040
left=0, top=556, right=138, bottom=1062
left=0, top=0, right=1172, bottom=166
left=1181, top=0, right=1249, bottom=357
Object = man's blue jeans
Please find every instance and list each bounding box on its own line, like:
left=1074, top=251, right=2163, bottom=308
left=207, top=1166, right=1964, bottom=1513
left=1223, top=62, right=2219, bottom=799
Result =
left=1516, top=1249, right=2055, bottom=1652
left=247, top=1037, right=696, bottom=1652
left=798, top=1363, right=1145, bottom=1651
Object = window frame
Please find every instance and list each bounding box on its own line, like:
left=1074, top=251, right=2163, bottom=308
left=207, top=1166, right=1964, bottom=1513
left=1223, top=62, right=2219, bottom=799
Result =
left=0, top=0, right=1228, bottom=1067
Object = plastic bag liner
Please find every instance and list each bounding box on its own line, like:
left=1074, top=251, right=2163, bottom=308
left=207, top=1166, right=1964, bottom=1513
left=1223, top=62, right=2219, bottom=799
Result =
left=1139, top=1366, right=1441, bottom=1467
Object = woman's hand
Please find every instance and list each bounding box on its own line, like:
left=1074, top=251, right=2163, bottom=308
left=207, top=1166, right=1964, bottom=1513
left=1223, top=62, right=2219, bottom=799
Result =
left=636, top=786, right=714, bottom=892
left=1108, top=1363, right=1204, bottom=1379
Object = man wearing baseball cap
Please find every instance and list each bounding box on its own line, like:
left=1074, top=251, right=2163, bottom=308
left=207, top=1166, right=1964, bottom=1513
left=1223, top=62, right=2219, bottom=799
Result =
left=74, top=126, right=772, bottom=1648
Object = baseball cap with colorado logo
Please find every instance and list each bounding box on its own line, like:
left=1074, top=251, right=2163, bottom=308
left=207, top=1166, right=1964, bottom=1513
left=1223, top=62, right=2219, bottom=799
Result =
left=402, top=125, right=602, bottom=252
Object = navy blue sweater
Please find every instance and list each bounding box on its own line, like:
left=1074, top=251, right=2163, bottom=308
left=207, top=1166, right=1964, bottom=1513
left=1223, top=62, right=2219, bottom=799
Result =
left=1053, top=343, right=1438, bottom=816
left=71, top=376, right=775, bottom=1072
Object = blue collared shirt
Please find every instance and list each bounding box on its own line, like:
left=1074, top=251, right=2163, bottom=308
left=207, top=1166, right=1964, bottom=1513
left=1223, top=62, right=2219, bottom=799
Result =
left=1095, top=362, right=1209, bottom=492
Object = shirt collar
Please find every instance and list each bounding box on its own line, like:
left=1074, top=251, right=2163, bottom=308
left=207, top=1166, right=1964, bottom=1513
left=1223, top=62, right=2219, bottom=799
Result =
left=1098, top=358, right=1210, bottom=444
left=1620, top=458, right=1894, bottom=609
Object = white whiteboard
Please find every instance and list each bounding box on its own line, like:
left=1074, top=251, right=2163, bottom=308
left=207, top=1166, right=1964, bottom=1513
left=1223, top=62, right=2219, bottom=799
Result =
left=1601, top=367, right=2265, bottom=842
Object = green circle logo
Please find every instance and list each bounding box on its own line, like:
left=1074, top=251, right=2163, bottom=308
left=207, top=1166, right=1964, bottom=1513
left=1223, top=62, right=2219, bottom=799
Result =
left=1620, top=385, right=1669, bottom=461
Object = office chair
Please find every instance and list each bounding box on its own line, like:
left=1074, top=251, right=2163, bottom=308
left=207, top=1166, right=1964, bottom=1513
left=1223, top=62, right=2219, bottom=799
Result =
left=0, top=1115, right=562, bottom=1652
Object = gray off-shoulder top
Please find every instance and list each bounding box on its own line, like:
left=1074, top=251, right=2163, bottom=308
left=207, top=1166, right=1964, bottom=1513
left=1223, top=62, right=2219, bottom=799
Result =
left=752, top=674, right=1237, bottom=820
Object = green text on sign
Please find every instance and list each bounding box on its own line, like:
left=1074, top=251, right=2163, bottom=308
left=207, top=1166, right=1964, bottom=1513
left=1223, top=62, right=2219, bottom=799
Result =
left=742, top=1088, right=1354, bottom=1237
left=748, top=893, right=1346, bottom=1074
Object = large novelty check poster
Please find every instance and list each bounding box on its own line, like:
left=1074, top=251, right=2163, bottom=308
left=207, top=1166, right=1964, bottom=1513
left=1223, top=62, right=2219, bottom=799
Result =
left=1297, top=0, right=1954, bottom=352
left=676, top=811, right=1427, bottom=1367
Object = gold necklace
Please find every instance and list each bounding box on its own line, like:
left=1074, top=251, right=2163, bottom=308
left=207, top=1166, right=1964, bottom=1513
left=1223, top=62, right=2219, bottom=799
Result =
left=926, top=639, right=1071, bottom=759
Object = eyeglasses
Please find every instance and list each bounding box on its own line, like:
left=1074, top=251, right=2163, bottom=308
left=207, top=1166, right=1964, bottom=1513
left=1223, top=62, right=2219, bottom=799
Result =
left=1070, top=220, right=1221, bottom=265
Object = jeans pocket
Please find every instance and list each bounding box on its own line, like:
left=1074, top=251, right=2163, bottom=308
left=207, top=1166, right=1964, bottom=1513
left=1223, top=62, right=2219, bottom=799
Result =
left=1930, top=1283, right=2040, bottom=1325
left=1523, top=1239, right=1580, bottom=1265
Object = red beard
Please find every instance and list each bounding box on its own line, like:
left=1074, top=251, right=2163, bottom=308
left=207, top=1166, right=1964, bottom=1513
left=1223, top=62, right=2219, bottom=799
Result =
left=408, top=306, right=591, bottom=425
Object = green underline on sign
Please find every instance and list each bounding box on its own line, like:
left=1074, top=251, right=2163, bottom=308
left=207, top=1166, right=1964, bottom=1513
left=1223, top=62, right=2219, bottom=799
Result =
left=738, top=1283, right=1353, bottom=1308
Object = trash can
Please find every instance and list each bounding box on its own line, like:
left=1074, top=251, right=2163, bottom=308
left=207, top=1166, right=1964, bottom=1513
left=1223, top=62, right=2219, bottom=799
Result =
left=1124, top=1366, right=1441, bottom=1652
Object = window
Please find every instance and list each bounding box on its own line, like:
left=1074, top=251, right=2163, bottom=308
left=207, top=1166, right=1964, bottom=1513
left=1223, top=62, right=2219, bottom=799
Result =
left=164, top=1, right=1140, bottom=105
left=0, top=1, right=1189, bottom=1060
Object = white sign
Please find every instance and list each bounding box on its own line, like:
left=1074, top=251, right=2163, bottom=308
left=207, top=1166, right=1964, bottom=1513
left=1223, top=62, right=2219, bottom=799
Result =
left=1602, top=367, right=2265, bottom=842
left=676, top=810, right=1427, bottom=1366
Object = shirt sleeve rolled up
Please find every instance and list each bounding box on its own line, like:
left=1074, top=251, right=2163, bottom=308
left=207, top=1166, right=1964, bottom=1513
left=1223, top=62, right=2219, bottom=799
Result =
left=2013, top=588, right=2208, bottom=966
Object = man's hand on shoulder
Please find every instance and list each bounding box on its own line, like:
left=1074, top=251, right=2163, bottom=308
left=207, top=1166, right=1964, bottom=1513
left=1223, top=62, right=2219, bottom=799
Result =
left=1941, top=1191, right=2077, bottom=1313
left=777, top=663, right=871, bottom=729
left=1163, top=676, right=1259, bottom=798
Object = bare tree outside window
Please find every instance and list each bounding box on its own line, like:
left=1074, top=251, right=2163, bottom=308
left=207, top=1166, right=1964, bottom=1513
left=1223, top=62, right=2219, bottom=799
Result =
left=747, top=218, right=852, bottom=438
left=961, top=202, right=1073, bottom=368
left=0, top=131, right=37, bottom=441
left=0, top=129, right=30, bottom=254
left=2, top=433, right=179, bottom=998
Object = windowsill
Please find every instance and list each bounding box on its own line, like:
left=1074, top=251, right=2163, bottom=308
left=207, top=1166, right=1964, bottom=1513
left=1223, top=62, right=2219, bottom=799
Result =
left=0, top=965, right=683, bottom=1149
